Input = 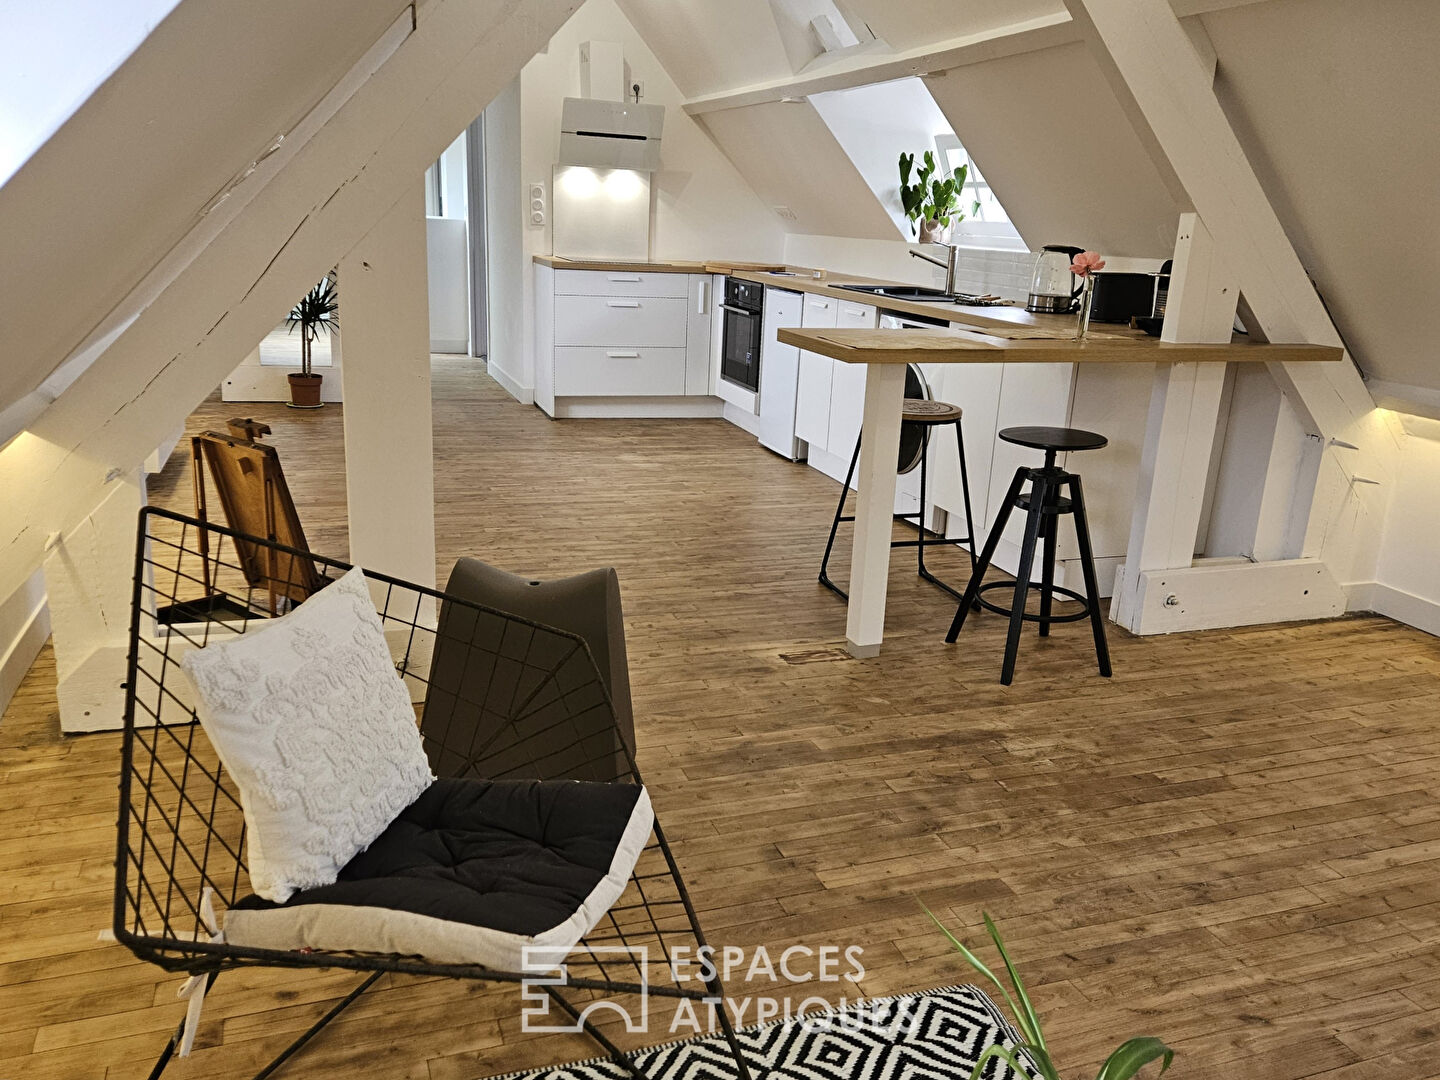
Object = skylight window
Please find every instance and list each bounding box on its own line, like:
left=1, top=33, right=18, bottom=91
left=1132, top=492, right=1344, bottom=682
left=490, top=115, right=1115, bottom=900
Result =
left=0, top=0, right=181, bottom=189
left=933, top=133, right=1024, bottom=249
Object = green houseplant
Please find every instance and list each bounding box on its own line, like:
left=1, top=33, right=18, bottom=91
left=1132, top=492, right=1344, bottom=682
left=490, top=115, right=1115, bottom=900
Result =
left=898, top=150, right=975, bottom=243
left=924, top=906, right=1175, bottom=1080
left=285, top=273, right=339, bottom=409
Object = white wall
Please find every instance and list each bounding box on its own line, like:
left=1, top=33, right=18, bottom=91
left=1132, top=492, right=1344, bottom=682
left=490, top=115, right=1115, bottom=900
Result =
left=484, top=77, right=527, bottom=397
left=0, top=569, right=49, bottom=717
left=1355, top=414, right=1440, bottom=636
left=510, top=0, right=787, bottom=397
left=426, top=216, right=470, bottom=352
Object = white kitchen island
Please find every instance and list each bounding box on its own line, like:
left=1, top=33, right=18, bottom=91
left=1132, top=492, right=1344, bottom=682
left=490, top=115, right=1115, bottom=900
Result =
left=779, top=323, right=1343, bottom=657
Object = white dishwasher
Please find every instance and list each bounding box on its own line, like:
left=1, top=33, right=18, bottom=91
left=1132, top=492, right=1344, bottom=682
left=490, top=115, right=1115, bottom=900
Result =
left=757, top=286, right=805, bottom=459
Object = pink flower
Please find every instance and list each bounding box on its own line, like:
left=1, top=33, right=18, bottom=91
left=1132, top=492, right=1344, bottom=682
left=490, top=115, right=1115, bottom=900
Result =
left=1070, top=251, right=1106, bottom=277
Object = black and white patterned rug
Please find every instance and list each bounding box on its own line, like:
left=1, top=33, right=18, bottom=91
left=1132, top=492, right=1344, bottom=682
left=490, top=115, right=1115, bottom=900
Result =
left=498, top=985, right=1038, bottom=1080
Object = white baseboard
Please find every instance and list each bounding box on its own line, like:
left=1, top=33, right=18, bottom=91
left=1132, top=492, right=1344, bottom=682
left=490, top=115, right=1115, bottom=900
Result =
left=553, top=397, right=725, bottom=419
left=723, top=402, right=762, bottom=436
left=1, top=595, right=50, bottom=718
left=431, top=340, right=469, bottom=354
left=484, top=361, right=533, bottom=405
left=1347, top=581, right=1440, bottom=637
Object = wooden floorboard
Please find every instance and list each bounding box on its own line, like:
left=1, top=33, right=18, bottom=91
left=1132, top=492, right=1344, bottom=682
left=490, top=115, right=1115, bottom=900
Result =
left=3, top=357, right=1439, bottom=1078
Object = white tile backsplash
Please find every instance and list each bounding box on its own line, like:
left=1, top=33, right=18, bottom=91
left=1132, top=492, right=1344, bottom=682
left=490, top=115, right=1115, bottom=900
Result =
left=951, top=248, right=1034, bottom=302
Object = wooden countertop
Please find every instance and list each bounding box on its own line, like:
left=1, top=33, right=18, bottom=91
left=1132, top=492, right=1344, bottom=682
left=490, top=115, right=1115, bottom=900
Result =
left=532, top=255, right=799, bottom=274
left=723, top=268, right=1076, bottom=332
left=778, top=326, right=1345, bottom=365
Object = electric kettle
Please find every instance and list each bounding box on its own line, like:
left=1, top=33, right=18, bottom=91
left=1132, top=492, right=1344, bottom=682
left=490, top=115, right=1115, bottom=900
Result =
left=1026, top=244, right=1086, bottom=314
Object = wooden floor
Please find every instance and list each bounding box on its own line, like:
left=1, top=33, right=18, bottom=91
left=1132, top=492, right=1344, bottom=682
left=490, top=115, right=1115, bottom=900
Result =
left=5, top=358, right=1440, bottom=1079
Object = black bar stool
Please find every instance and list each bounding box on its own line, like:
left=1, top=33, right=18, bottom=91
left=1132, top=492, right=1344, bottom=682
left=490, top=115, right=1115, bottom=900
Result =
left=945, top=425, right=1112, bottom=685
left=820, top=364, right=977, bottom=601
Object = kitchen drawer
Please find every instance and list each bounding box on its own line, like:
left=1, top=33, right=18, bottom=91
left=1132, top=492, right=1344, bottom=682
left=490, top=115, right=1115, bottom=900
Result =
left=554, top=347, right=687, bottom=397
left=801, top=293, right=839, bottom=327
left=837, top=300, right=877, bottom=327
left=554, top=295, right=689, bottom=348
left=554, top=269, right=690, bottom=298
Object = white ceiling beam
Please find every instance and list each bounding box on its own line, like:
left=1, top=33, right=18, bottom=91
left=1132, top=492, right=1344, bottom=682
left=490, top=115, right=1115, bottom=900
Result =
left=679, top=0, right=1265, bottom=115
left=0, top=0, right=580, bottom=603
left=682, top=13, right=1079, bottom=115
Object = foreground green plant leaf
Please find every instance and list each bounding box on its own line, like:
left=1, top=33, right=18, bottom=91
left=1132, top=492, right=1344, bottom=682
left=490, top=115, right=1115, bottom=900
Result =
left=1095, top=1037, right=1174, bottom=1080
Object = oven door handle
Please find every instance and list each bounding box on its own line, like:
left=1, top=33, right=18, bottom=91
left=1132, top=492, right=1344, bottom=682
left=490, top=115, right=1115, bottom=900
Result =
left=719, top=304, right=759, bottom=316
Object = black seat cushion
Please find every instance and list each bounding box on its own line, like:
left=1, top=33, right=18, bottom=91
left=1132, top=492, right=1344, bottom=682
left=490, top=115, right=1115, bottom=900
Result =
left=225, top=777, right=653, bottom=970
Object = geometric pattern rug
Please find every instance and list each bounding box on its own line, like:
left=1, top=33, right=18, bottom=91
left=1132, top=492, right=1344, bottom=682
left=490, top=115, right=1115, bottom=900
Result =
left=494, top=986, right=1040, bottom=1080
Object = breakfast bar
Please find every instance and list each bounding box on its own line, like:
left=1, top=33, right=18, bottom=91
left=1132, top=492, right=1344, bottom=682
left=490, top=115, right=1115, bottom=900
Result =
left=777, top=323, right=1345, bottom=657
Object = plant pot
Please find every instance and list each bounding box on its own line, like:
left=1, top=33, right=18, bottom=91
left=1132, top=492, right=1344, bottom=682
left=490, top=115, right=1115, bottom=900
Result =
left=917, top=219, right=950, bottom=244
left=287, top=372, right=324, bottom=409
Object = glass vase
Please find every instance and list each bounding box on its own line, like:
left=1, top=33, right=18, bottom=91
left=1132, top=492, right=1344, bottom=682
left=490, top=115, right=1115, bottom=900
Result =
left=1074, top=275, right=1097, bottom=342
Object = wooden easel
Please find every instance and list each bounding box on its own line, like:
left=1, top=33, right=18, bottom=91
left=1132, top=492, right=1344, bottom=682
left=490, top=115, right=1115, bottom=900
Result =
left=189, top=418, right=323, bottom=616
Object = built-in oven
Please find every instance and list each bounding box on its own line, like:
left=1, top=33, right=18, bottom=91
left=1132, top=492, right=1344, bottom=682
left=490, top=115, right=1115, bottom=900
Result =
left=720, top=278, right=763, bottom=391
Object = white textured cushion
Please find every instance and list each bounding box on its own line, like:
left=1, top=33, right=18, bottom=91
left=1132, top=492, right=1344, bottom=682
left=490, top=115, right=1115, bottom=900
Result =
left=181, top=566, right=434, bottom=902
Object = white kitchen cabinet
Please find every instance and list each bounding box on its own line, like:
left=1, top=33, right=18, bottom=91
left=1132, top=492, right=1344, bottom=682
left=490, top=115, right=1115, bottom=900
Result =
left=533, top=263, right=716, bottom=417
left=925, top=362, right=1003, bottom=539
left=825, top=300, right=878, bottom=470
left=553, top=295, right=688, bottom=349
left=554, top=269, right=690, bottom=298
left=757, top=287, right=805, bottom=458
left=553, top=347, right=688, bottom=396
left=941, top=359, right=1151, bottom=596
left=794, top=293, right=838, bottom=450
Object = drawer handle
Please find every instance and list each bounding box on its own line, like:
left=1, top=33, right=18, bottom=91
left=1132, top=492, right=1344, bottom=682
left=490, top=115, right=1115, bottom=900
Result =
left=606, top=351, right=641, bottom=358
left=809, top=299, right=829, bottom=308
left=607, top=274, right=643, bottom=282
left=606, top=300, right=641, bottom=308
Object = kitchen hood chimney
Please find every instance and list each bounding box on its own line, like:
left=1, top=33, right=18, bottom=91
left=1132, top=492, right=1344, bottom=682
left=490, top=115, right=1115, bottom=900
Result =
left=559, top=97, right=664, bottom=172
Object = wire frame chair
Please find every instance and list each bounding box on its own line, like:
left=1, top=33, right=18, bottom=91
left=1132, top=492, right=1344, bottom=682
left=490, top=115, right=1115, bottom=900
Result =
left=116, top=506, right=754, bottom=1080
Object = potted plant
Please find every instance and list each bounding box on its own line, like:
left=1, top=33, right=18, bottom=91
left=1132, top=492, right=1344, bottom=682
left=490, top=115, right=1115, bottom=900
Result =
left=924, top=905, right=1175, bottom=1080
left=899, top=150, right=977, bottom=243
left=285, top=273, right=338, bottom=409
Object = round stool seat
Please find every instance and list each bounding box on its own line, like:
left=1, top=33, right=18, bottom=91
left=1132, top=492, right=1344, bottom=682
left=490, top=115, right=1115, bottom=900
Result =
left=999, top=425, right=1108, bottom=452
left=902, top=400, right=963, bottom=424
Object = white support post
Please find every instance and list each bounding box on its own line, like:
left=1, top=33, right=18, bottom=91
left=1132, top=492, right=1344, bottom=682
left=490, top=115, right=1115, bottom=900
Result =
left=339, top=188, right=436, bottom=597
left=45, top=469, right=145, bottom=732
left=845, top=363, right=906, bottom=657
left=1111, top=214, right=1235, bottom=631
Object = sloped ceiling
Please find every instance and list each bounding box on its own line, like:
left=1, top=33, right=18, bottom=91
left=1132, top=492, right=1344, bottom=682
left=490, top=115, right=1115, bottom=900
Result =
left=609, top=0, right=797, bottom=98
left=924, top=41, right=1185, bottom=258
left=1202, top=0, right=1440, bottom=400
left=0, top=0, right=410, bottom=418
left=697, top=101, right=898, bottom=239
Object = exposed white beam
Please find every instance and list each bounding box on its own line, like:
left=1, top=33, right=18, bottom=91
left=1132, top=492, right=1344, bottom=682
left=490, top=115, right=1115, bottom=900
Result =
left=683, top=13, right=1079, bottom=115
left=679, top=0, right=1261, bottom=116
left=0, top=0, right=580, bottom=603
left=1111, top=214, right=1235, bottom=632
left=340, top=188, right=437, bottom=592
left=1062, top=0, right=1376, bottom=569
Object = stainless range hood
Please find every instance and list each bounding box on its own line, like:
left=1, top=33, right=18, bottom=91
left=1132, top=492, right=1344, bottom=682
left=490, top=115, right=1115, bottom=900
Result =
left=559, top=97, right=664, bottom=172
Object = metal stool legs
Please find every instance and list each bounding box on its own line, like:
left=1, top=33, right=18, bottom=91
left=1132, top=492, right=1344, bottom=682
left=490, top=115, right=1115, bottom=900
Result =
left=818, top=435, right=864, bottom=599
left=945, top=457, right=1111, bottom=684
left=1069, top=472, right=1112, bottom=677
left=819, top=422, right=978, bottom=601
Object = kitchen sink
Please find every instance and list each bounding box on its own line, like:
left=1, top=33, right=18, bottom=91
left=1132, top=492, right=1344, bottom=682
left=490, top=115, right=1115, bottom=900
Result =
left=832, top=283, right=999, bottom=305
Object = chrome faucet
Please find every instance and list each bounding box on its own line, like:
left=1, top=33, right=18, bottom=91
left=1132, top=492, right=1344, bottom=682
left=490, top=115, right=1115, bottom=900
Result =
left=910, top=243, right=959, bottom=296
